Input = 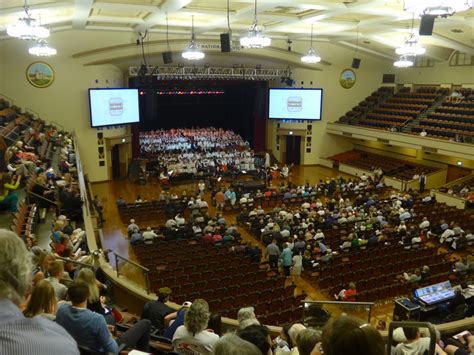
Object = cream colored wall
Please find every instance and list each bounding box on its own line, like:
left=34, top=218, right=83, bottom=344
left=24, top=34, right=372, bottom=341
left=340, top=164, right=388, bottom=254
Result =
left=0, top=33, right=127, bottom=182
left=394, top=61, right=474, bottom=85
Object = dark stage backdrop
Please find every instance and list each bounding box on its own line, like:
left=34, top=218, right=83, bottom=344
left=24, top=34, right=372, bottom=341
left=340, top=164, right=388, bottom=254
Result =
left=129, top=78, right=267, bottom=158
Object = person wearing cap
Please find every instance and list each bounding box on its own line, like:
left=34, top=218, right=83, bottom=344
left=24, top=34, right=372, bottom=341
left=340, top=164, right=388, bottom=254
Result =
left=141, top=287, right=174, bottom=332
left=162, top=301, right=192, bottom=340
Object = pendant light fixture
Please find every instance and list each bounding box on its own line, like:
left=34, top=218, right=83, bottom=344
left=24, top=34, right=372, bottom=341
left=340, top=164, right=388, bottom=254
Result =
left=393, top=55, right=414, bottom=68
left=28, top=39, right=57, bottom=56
left=182, top=16, right=205, bottom=61
left=395, top=14, right=426, bottom=56
left=240, top=0, right=271, bottom=48
left=301, top=24, right=321, bottom=64
left=6, top=0, right=50, bottom=40
left=404, top=0, right=472, bottom=16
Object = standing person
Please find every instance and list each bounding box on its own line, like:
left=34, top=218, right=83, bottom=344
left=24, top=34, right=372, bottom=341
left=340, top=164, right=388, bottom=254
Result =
left=292, top=252, right=303, bottom=280
left=264, top=152, right=270, bottom=169
left=0, top=229, right=79, bottom=354
left=418, top=173, right=427, bottom=193
left=215, top=190, right=225, bottom=212
left=281, top=243, right=293, bottom=279
left=266, top=239, right=280, bottom=271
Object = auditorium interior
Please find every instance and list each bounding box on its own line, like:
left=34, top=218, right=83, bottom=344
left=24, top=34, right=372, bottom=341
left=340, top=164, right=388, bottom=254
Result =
left=1, top=0, right=474, bottom=354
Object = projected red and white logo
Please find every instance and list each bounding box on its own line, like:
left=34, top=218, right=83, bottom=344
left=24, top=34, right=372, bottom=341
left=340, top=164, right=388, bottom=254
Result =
left=109, top=98, right=123, bottom=116
left=287, top=96, right=303, bottom=112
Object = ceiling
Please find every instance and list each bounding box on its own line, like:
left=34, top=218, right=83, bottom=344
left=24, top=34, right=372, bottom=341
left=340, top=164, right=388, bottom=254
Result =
left=0, top=0, right=473, bottom=62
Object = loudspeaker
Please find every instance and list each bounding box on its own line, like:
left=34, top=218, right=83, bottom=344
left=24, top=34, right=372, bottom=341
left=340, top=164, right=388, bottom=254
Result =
left=383, top=74, right=396, bottom=83
left=419, top=15, right=435, bottom=36
left=162, top=51, right=173, bottom=64
left=351, top=58, right=361, bottom=69
left=220, top=33, right=231, bottom=52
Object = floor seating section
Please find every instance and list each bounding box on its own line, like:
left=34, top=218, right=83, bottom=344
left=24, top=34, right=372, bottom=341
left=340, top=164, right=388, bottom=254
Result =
left=133, top=239, right=305, bottom=325
left=437, top=175, right=474, bottom=200
left=329, top=150, right=438, bottom=181
left=245, top=199, right=474, bottom=304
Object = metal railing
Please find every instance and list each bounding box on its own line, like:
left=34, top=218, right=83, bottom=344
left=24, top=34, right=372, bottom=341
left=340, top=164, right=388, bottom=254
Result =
left=113, top=252, right=151, bottom=294
left=56, top=255, right=95, bottom=269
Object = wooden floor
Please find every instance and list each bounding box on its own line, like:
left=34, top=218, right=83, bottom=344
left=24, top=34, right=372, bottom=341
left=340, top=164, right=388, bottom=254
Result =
left=93, top=165, right=395, bottom=325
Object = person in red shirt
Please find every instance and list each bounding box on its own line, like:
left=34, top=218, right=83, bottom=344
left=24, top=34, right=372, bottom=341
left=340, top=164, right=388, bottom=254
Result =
left=343, top=282, right=357, bottom=302
left=215, top=190, right=225, bottom=212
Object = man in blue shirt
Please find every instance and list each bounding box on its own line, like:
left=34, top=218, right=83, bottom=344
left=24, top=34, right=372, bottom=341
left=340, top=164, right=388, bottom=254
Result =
left=57, top=280, right=151, bottom=354
left=280, top=243, right=293, bottom=278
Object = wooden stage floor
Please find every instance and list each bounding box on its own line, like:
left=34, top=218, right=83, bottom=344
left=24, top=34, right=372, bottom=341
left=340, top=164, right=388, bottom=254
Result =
left=93, top=165, right=397, bottom=326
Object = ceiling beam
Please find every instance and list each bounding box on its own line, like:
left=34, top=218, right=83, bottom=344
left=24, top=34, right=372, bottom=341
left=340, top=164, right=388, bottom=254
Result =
left=73, top=0, right=94, bottom=29
left=92, top=1, right=157, bottom=13
left=137, top=0, right=192, bottom=32
left=337, top=41, right=395, bottom=60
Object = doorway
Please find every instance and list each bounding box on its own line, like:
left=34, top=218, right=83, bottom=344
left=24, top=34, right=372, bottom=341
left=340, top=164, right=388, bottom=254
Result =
left=446, top=165, right=471, bottom=183
left=111, top=145, right=120, bottom=179
left=286, top=135, right=301, bottom=165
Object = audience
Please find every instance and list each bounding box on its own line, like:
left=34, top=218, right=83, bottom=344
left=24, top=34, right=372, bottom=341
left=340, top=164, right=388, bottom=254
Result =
left=56, top=280, right=151, bottom=353
left=0, top=229, right=79, bottom=354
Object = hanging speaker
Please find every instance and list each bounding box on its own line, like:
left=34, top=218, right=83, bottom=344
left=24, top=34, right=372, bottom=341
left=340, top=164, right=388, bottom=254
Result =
left=220, top=33, right=231, bottom=53
left=162, top=51, right=173, bottom=64
left=419, top=15, right=435, bottom=36
left=351, top=58, right=361, bottom=69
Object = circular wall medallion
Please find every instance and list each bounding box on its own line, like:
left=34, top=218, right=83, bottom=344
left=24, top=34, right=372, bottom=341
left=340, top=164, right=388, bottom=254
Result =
left=340, top=68, right=356, bottom=89
left=26, top=62, right=55, bottom=88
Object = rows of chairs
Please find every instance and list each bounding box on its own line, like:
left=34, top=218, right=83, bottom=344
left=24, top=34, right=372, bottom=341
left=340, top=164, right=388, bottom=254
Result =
left=134, top=239, right=304, bottom=322
left=412, top=126, right=474, bottom=141
left=428, top=112, right=474, bottom=125
left=10, top=201, right=38, bottom=240
left=420, top=119, right=474, bottom=132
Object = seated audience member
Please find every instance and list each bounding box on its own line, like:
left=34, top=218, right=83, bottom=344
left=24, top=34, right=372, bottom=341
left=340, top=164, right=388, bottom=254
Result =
left=76, top=268, right=113, bottom=324
left=237, top=324, right=272, bottom=355
left=142, top=227, right=158, bottom=244
left=238, top=306, right=260, bottom=329
left=444, top=334, right=474, bottom=355
left=23, top=279, right=58, bottom=321
left=142, top=287, right=174, bottom=332
left=403, top=268, right=422, bottom=283
left=56, top=280, right=151, bottom=353
left=163, top=301, right=192, bottom=339
left=47, top=260, right=68, bottom=301
left=207, top=312, right=223, bottom=337
left=319, top=316, right=385, bottom=355
left=172, top=299, right=219, bottom=354
left=0, top=229, right=79, bottom=354
left=0, top=174, right=20, bottom=212
left=127, top=219, right=140, bottom=236
left=393, top=326, right=446, bottom=355
left=214, top=333, right=261, bottom=355
left=130, top=230, right=144, bottom=245
left=296, top=328, right=322, bottom=355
